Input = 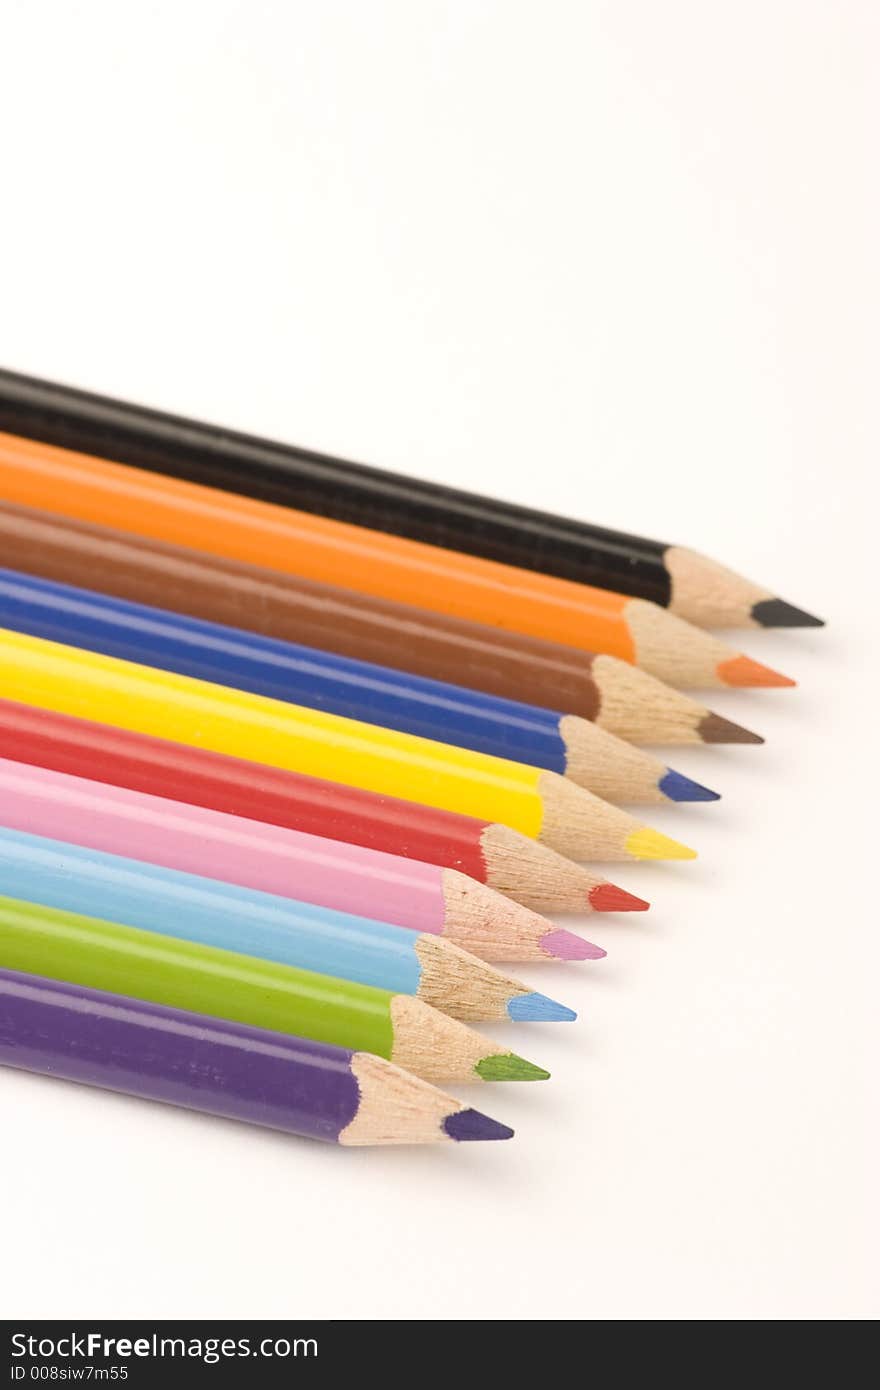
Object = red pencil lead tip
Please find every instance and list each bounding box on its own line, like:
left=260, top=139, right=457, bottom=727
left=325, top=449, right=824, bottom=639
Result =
left=589, top=882, right=650, bottom=912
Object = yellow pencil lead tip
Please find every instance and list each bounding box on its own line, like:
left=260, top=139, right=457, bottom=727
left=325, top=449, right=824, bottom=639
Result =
left=626, top=827, right=698, bottom=861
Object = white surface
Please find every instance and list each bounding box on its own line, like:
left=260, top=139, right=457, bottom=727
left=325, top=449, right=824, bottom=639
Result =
left=0, top=0, right=875, bottom=1321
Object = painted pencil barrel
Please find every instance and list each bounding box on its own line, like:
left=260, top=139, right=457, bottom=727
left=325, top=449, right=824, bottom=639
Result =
left=0, top=695, right=501, bottom=888
left=0, top=497, right=631, bottom=718
left=0, top=629, right=694, bottom=863
left=0, top=896, right=547, bottom=1082
left=0, top=431, right=641, bottom=659
left=0, top=825, right=436, bottom=999
left=0, top=373, right=674, bottom=602
left=0, top=892, right=393, bottom=1059
left=0, top=758, right=600, bottom=967
left=0, top=970, right=513, bottom=1144
left=0, top=756, right=452, bottom=937
left=0, top=568, right=722, bottom=806
left=0, top=368, right=822, bottom=627
left=0, top=699, right=630, bottom=920
left=0, top=429, right=795, bottom=687
left=0, top=567, right=572, bottom=771
left=0, top=967, right=367, bottom=1142
left=0, top=500, right=763, bottom=745
left=0, top=827, right=575, bottom=1022
left=0, top=626, right=545, bottom=835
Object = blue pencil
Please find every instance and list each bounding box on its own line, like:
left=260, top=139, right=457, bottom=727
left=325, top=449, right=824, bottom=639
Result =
left=0, top=825, right=574, bottom=1023
left=0, top=567, right=717, bottom=804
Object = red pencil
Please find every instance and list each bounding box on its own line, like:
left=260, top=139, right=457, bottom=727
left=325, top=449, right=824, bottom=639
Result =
left=0, top=699, right=647, bottom=917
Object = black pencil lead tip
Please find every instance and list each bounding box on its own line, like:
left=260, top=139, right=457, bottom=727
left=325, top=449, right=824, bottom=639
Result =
left=751, top=598, right=825, bottom=629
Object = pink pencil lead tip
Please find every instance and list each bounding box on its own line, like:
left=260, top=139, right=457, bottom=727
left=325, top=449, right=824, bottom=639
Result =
left=542, top=928, right=606, bottom=961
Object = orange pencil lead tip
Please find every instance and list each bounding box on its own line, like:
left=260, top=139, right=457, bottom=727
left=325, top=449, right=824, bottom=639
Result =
left=717, top=654, right=796, bottom=689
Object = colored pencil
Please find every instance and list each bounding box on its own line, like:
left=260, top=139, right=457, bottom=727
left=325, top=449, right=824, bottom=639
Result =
left=0, top=499, right=763, bottom=747
left=0, top=756, right=604, bottom=963
left=0, top=969, right=513, bottom=1144
left=0, top=430, right=794, bottom=689
left=0, top=628, right=696, bottom=864
left=0, top=565, right=719, bottom=808
left=0, top=366, right=823, bottom=629
left=0, top=825, right=574, bottom=1023
left=0, top=894, right=548, bottom=1083
left=0, top=700, right=643, bottom=916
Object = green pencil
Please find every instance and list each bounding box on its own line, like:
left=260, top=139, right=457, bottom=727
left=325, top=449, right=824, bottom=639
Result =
left=0, top=895, right=549, bottom=1084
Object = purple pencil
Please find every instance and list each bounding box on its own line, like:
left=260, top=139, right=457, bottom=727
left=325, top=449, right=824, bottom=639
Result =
left=0, top=969, right=513, bottom=1146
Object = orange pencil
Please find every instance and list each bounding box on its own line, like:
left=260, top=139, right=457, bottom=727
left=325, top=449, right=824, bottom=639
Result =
left=0, top=431, right=793, bottom=689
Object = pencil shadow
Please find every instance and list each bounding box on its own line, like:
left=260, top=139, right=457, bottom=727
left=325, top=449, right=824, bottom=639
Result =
left=7, top=1068, right=553, bottom=1188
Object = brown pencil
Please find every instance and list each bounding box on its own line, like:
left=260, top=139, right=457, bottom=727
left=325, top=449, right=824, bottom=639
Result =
left=0, top=499, right=761, bottom=749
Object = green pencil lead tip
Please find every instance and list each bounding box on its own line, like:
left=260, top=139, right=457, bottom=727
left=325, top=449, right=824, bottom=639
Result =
left=476, top=1052, right=551, bottom=1082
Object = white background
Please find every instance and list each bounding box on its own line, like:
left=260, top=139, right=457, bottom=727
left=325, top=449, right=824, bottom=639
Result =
left=0, top=1, right=875, bottom=1321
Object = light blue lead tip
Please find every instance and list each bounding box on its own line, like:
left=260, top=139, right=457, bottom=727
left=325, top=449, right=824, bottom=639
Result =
left=507, top=992, right=577, bottom=1023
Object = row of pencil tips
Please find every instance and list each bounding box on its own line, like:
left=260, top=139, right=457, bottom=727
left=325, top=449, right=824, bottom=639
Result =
left=0, top=368, right=822, bottom=1145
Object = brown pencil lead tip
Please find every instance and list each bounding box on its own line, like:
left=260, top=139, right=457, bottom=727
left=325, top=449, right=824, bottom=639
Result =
left=698, top=712, right=764, bottom=745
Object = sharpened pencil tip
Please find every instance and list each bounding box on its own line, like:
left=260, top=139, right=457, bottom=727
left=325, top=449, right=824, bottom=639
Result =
left=717, top=654, right=796, bottom=688
left=750, top=598, right=825, bottom=629
left=507, top=992, right=577, bottom=1023
left=659, top=768, right=721, bottom=803
left=588, top=883, right=650, bottom=912
left=476, top=1053, right=550, bottom=1081
left=542, top=927, right=608, bottom=959
left=625, top=827, right=698, bottom=861
left=698, top=712, right=764, bottom=745
left=586, top=878, right=647, bottom=911
left=443, top=1108, right=515, bottom=1142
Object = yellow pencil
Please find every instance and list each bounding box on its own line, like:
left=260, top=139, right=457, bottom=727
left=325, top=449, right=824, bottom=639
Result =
left=0, top=626, right=695, bottom=864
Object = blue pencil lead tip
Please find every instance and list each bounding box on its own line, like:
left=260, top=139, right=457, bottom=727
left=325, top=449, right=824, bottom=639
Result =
left=659, top=768, right=721, bottom=803
left=443, top=1108, right=515, bottom=1142
left=507, top=991, right=577, bottom=1023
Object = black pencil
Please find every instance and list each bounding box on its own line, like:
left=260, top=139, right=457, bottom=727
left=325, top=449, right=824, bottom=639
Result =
left=0, top=366, right=823, bottom=630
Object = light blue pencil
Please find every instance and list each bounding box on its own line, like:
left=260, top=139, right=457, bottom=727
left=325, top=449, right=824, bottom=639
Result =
left=0, top=826, right=575, bottom=1023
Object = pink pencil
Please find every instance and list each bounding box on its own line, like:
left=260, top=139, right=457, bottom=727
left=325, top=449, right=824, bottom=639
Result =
left=0, top=758, right=603, bottom=963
